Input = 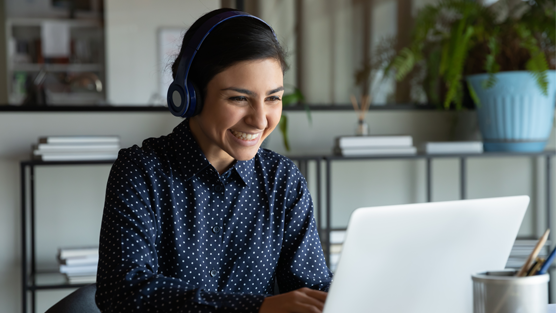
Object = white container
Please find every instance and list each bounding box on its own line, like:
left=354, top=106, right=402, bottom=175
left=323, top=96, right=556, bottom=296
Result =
left=472, top=270, right=549, bottom=313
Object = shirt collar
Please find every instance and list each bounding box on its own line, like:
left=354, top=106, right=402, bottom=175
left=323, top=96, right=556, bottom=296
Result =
left=172, top=119, right=255, bottom=186
left=232, top=157, right=255, bottom=187
left=171, top=119, right=211, bottom=181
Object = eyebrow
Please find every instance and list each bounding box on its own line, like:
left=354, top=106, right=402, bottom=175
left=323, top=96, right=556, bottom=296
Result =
left=221, top=86, right=284, bottom=96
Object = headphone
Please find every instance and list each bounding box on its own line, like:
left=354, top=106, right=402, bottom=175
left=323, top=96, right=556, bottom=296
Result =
left=167, top=11, right=277, bottom=118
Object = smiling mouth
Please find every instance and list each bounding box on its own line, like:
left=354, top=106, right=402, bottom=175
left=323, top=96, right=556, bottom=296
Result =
left=230, top=129, right=260, bottom=141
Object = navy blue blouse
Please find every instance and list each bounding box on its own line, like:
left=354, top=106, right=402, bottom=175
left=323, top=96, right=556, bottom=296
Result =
left=95, top=119, right=332, bottom=312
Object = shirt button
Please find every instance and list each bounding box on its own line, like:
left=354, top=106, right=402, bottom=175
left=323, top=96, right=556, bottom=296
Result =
left=215, top=185, right=222, bottom=192
left=210, top=269, right=218, bottom=277
left=212, top=226, right=221, bottom=233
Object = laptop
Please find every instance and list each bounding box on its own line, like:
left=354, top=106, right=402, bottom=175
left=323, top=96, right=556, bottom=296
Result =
left=323, top=196, right=530, bottom=313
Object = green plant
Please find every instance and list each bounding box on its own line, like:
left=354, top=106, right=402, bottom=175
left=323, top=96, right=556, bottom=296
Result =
left=383, top=0, right=555, bottom=109
left=279, top=86, right=311, bottom=151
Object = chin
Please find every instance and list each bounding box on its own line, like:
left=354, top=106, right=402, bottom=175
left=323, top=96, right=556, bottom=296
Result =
left=231, top=147, right=260, bottom=161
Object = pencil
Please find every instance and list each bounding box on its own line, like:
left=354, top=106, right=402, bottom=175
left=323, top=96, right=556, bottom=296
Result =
left=516, top=229, right=550, bottom=277
left=527, top=257, right=545, bottom=276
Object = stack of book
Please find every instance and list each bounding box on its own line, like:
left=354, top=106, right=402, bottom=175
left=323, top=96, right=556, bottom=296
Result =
left=333, top=135, right=416, bottom=156
left=327, top=230, right=347, bottom=273
left=421, top=141, right=483, bottom=154
left=58, top=247, right=99, bottom=284
left=32, top=136, right=120, bottom=161
left=506, top=239, right=550, bottom=269
left=326, top=231, right=548, bottom=272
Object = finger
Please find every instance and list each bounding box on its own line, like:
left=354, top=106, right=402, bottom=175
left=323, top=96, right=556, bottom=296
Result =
left=294, top=302, right=324, bottom=313
left=301, top=288, right=328, bottom=303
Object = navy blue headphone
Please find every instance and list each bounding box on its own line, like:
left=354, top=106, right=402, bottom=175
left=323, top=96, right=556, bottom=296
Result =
left=167, top=11, right=277, bottom=117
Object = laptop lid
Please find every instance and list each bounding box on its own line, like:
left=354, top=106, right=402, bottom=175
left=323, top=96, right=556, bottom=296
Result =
left=323, top=196, right=530, bottom=313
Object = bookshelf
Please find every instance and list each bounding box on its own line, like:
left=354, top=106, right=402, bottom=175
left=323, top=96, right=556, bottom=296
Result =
left=322, top=150, right=556, bottom=300
left=19, top=151, right=555, bottom=312
left=20, top=160, right=112, bottom=313
left=6, top=18, right=105, bottom=106
left=19, top=156, right=321, bottom=313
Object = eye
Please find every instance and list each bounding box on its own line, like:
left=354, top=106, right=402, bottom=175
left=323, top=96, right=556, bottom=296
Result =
left=229, top=96, right=248, bottom=102
left=266, top=96, right=281, bottom=102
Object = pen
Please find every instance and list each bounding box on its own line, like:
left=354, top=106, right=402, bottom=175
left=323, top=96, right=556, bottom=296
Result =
left=527, top=257, right=544, bottom=276
left=536, top=244, right=556, bottom=275
left=516, top=229, right=550, bottom=277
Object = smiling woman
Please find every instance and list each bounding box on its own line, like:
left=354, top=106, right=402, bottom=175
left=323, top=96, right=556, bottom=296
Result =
left=190, top=59, right=284, bottom=173
left=95, top=8, right=332, bottom=313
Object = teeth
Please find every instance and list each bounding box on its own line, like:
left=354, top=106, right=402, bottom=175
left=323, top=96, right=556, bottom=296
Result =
left=231, top=130, right=260, bottom=141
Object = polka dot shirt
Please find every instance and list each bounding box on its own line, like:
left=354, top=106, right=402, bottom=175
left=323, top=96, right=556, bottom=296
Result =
left=95, top=119, right=332, bottom=312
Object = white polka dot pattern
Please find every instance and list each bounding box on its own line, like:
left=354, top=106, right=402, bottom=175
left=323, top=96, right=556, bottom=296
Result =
left=95, top=120, right=332, bottom=312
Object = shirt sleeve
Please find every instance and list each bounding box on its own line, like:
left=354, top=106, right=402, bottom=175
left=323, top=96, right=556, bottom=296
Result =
left=274, top=170, right=333, bottom=293
left=95, top=150, right=267, bottom=313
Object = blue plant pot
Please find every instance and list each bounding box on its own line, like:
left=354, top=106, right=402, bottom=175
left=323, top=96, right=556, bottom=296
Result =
left=466, top=71, right=556, bottom=152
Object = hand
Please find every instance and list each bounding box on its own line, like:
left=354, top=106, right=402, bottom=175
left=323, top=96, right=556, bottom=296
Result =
left=259, top=287, right=328, bottom=313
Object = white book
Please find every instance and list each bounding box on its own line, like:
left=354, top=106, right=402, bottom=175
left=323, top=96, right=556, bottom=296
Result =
left=35, top=153, right=118, bottom=161
left=58, top=247, right=99, bottom=259
left=336, top=136, right=413, bottom=149
left=35, top=143, right=120, bottom=151
left=39, top=136, right=120, bottom=144
left=65, top=275, right=97, bottom=284
left=513, top=239, right=551, bottom=246
left=334, top=146, right=417, bottom=156
left=59, top=264, right=98, bottom=275
left=33, top=149, right=119, bottom=156
left=423, top=141, right=483, bottom=154
left=60, top=255, right=99, bottom=266
left=330, top=230, right=346, bottom=244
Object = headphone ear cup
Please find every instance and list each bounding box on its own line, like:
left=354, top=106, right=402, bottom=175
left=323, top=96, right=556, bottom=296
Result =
left=191, top=83, right=203, bottom=116
left=167, top=83, right=188, bottom=117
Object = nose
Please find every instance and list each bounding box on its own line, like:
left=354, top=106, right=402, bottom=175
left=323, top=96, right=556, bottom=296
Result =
left=245, top=99, right=268, bottom=130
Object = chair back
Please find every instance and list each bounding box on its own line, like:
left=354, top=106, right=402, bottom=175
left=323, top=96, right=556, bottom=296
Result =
left=45, top=283, right=100, bottom=313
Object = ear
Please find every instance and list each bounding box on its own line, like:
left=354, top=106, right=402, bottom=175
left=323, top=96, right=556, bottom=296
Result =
left=192, top=83, right=204, bottom=116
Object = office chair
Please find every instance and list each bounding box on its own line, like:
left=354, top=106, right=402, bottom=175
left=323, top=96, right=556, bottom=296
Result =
left=45, top=279, right=279, bottom=312
left=45, top=283, right=100, bottom=313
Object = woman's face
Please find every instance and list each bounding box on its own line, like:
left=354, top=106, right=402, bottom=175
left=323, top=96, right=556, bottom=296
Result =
left=190, top=58, right=284, bottom=168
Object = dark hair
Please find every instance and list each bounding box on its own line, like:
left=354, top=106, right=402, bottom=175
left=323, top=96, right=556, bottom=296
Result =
left=171, top=8, right=288, bottom=100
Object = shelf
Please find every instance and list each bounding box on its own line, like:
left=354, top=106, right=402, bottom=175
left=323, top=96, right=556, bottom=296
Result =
left=10, top=63, right=103, bottom=72
left=325, top=150, right=556, bottom=161
left=21, top=159, right=115, bottom=166
left=30, top=272, right=92, bottom=290
left=0, top=104, right=441, bottom=112
left=7, top=18, right=102, bottom=28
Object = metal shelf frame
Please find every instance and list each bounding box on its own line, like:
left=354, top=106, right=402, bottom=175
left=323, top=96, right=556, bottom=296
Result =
left=19, top=157, right=322, bottom=313
left=20, top=160, right=113, bottom=313
left=20, top=151, right=555, bottom=312
left=323, top=150, right=555, bottom=299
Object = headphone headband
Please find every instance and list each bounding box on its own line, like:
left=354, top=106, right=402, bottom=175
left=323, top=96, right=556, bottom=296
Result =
left=167, top=11, right=277, bottom=117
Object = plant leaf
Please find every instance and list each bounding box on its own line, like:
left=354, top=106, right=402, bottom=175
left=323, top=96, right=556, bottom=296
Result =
left=467, top=81, right=481, bottom=107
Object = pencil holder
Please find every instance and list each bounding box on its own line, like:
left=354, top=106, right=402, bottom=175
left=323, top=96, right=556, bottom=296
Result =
left=472, top=270, right=549, bottom=313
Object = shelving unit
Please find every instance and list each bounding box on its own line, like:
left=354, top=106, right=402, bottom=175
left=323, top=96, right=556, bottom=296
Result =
left=20, top=159, right=112, bottom=313
left=20, top=151, right=555, bottom=312
left=322, top=150, right=556, bottom=300
left=322, top=150, right=555, bottom=259
left=6, top=18, right=105, bottom=105
left=19, top=156, right=321, bottom=313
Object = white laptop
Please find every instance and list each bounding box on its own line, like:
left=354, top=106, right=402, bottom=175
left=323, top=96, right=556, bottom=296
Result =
left=323, top=196, right=530, bottom=313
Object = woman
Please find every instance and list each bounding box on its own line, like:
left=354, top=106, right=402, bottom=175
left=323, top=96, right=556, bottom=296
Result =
left=95, top=8, right=332, bottom=313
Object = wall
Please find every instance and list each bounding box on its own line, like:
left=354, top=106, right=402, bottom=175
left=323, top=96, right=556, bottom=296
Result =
left=0, top=110, right=554, bottom=312
left=104, top=0, right=219, bottom=105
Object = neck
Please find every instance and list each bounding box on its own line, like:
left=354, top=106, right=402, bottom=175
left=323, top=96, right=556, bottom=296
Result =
left=188, top=118, right=235, bottom=174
